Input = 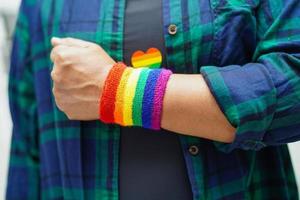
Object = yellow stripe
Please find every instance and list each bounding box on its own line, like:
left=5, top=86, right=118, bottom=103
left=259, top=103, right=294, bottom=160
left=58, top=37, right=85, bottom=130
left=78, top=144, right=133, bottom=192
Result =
left=132, top=56, right=162, bottom=68
left=123, top=68, right=142, bottom=125
left=114, top=68, right=133, bottom=126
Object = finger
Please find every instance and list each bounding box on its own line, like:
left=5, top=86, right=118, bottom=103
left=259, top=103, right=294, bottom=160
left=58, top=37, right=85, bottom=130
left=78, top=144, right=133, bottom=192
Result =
left=50, top=45, right=66, bottom=62
left=51, top=45, right=74, bottom=60
left=50, top=65, right=57, bottom=80
left=50, top=46, right=58, bottom=62
left=51, top=37, right=62, bottom=47
left=56, top=37, right=92, bottom=48
left=51, top=45, right=83, bottom=67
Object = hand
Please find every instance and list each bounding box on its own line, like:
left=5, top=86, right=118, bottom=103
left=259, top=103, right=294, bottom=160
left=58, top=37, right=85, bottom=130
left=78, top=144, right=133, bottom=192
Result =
left=50, top=37, right=115, bottom=120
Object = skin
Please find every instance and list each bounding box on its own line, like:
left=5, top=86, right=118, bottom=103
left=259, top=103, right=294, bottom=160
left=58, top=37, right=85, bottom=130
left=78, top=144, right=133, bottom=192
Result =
left=50, top=37, right=236, bottom=143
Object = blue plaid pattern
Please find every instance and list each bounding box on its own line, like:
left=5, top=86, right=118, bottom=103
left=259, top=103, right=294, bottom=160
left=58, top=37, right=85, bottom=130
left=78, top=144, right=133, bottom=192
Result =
left=7, top=0, right=299, bottom=199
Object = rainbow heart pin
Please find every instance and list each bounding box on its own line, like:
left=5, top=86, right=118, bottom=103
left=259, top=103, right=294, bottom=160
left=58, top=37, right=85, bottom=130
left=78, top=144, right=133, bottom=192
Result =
left=131, top=47, right=162, bottom=69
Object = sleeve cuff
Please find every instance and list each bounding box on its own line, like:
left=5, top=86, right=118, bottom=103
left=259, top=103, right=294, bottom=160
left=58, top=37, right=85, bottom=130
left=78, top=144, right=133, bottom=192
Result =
left=200, top=64, right=277, bottom=152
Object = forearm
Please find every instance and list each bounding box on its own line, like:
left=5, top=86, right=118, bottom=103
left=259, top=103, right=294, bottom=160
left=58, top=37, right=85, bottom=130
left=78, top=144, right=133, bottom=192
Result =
left=161, top=74, right=236, bottom=143
left=50, top=38, right=235, bottom=143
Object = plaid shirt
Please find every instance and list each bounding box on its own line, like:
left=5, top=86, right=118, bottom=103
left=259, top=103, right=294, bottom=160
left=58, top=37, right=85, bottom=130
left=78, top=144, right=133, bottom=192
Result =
left=7, top=0, right=300, bottom=199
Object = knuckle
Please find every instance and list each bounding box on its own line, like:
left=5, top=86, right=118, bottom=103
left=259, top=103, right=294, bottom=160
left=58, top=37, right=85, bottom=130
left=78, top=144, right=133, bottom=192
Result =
left=51, top=88, right=67, bottom=113
left=64, top=108, right=75, bottom=120
left=52, top=86, right=58, bottom=96
left=52, top=86, right=56, bottom=95
left=56, top=51, right=65, bottom=62
left=56, top=103, right=64, bottom=112
left=50, top=70, right=56, bottom=79
left=50, top=51, right=55, bottom=62
left=61, top=59, right=72, bottom=67
left=51, top=70, right=63, bottom=84
left=55, top=49, right=73, bottom=66
left=66, top=113, right=74, bottom=120
left=52, top=47, right=62, bottom=61
left=65, top=37, right=72, bottom=43
left=54, top=98, right=66, bottom=113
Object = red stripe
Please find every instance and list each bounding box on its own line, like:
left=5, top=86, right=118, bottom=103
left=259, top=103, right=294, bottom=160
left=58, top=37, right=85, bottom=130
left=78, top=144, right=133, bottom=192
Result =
left=99, top=62, right=126, bottom=123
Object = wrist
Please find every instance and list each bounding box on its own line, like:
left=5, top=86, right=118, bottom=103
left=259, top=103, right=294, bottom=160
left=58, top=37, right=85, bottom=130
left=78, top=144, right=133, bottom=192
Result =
left=99, top=63, right=173, bottom=130
left=98, top=63, right=115, bottom=98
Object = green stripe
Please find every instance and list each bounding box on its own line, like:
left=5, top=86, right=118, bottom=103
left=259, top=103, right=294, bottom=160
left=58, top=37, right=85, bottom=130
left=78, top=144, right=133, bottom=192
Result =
left=237, top=115, right=274, bottom=133
left=148, top=63, right=161, bottom=68
left=270, top=113, right=300, bottom=130
left=132, top=68, right=151, bottom=126
left=201, top=66, right=239, bottom=125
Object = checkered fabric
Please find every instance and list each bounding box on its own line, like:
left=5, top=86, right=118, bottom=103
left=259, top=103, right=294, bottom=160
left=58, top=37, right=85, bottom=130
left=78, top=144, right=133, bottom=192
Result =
left=7, top=0, right=300, bottom=199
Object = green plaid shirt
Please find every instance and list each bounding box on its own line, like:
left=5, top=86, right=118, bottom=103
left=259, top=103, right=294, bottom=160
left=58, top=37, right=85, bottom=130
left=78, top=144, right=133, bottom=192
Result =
left=7, top=0, right=300, bottom=199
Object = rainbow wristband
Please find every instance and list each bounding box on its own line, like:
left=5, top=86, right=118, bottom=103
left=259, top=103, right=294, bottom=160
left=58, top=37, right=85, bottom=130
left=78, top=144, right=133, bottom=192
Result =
left=99, top=62, right=172, bottom=130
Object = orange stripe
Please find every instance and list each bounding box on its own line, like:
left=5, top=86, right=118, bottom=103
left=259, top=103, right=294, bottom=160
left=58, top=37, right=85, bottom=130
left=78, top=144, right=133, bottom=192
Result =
left=132, top=50, right=145, bottom=57
left=132, top=52, right=161, bottom=62
left=147, top=47, right=159, bottom=53
left=114, top=68, right=133, bottom=125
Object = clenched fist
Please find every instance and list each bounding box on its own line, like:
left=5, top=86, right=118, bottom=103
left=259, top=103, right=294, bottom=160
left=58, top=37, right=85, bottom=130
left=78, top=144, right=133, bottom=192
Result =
left=50, top=37, right=115, bottom=120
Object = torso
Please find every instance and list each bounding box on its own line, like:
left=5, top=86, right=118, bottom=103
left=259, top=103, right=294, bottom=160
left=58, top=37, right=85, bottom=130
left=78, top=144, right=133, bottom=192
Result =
left=19, top=0, right=298, bottom=199
left=119, top=0, right=193, bottom=199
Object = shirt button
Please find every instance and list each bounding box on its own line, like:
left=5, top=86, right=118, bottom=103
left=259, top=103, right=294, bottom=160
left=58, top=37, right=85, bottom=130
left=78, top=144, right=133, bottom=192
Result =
left=168, top=24, right=177, bottom=35
left=188, top=145, right=199, bottom=156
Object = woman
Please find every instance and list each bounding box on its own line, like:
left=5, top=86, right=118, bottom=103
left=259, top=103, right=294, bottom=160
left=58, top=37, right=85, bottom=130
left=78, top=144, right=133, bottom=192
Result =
left=7, top=0, right=300, bottom=199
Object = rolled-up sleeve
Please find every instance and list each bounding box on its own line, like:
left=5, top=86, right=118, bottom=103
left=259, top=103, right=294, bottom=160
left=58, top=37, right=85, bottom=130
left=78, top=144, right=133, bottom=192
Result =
left=200, top=0, right=300, bottom=152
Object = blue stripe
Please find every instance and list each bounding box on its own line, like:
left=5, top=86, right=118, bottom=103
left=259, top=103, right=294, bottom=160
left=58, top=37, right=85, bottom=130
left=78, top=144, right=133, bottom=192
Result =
left=142, top=69, right=161, bottom=128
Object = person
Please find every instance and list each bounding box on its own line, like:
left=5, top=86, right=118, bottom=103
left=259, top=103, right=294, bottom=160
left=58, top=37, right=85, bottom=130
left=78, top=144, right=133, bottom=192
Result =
left=7, top=0, right=300, bottom=199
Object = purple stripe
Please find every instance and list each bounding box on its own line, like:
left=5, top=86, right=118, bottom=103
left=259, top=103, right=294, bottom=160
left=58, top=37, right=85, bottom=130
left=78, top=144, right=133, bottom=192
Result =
left=151, top=69, right=173, bottom=130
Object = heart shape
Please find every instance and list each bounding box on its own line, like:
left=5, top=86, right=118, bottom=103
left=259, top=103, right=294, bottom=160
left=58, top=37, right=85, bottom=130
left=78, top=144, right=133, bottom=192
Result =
left=131, top=48, right=162, bottom=68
